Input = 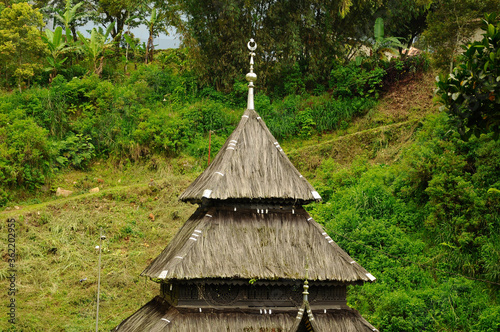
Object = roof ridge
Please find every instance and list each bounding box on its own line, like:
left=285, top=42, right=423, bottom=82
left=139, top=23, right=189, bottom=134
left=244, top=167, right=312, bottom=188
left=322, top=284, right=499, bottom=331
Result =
left=305, top=214, right=375, bottom=282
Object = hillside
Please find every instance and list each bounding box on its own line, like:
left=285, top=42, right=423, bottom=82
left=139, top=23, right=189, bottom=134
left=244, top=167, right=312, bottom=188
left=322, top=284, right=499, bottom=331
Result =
left=0, top=72, right=437, bottom=331
left=2, top=71, right=500, bottom=332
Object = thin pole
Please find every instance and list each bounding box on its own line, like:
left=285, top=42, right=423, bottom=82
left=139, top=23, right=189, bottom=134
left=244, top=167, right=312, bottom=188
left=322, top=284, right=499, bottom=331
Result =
left=208, top=131, right=212, bottom=166
left=95, top=227, right=102, bottom=332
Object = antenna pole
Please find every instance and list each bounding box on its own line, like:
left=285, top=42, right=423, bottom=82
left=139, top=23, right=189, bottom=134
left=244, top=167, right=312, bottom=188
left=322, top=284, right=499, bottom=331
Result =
left=95, top=227, right=104, bottom=332
left=208, top=130, right=212, bottom=166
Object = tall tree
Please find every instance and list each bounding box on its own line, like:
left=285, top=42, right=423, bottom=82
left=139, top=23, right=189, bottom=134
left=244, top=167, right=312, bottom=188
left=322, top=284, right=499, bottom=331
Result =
left=143, top=3, right=183, bottom=64
left=89, top=0, right=146, bottom=43
left=0, top=2, right=48, bottom=91
left=179, top=0, right=381, bottom=92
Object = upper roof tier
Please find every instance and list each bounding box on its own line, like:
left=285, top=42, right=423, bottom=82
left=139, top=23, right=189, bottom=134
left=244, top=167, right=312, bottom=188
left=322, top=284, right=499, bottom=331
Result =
left=179, top=109, right=322, bottom=204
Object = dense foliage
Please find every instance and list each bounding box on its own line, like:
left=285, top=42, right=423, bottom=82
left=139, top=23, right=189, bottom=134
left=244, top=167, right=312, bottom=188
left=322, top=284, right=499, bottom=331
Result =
left=0, top=3, right=47, bottom=90
left=178, top=0, right=385, bottom=93
left=3, top=50, right=416, bottom=204
left=310, top=113, right=500, bottom=331
left=423, top=0, right=500, bottom=70
left=436, top=13, right=500, bottom=139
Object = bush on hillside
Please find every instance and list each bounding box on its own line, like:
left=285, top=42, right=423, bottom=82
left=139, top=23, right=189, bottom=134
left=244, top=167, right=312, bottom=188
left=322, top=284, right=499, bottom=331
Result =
left=0, top=116, right=53, bottom=192
left=329, top=61, right=386, bottom=98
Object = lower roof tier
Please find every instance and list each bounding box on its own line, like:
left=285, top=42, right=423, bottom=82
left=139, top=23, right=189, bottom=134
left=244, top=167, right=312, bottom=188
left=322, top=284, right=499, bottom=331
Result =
left=141, top=205, right=374, bottom=283
left=113, top=295, right=378, bottom=332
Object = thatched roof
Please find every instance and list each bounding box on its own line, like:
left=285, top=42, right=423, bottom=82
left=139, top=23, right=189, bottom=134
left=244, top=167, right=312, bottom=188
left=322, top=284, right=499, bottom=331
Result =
left=113, top=296, right=378, bottom=332
left=141, top=206, right=373, bottom=283
left=179, top=109, right=321, bottom=204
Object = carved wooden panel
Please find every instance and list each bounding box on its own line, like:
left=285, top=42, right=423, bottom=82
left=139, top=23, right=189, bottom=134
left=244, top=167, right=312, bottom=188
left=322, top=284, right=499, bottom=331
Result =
left=203, top=284, right=241, bottom=305
left=161, top=282, right=347, bottom=308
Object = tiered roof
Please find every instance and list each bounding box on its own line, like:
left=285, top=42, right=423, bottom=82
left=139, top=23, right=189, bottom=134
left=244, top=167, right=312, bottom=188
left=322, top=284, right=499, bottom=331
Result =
left=114, top=39, right=377, bottom=332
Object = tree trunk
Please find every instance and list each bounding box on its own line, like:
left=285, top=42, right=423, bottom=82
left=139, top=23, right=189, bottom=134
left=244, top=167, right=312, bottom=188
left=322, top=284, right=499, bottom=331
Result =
left=124, top=42, right=129, bottom=74
left=449, top=31, right=460, bottom=74
left=96, top=57, right=104, bottom=77
left=71, top=25, right=78, bottom=42
left=145, top=33, right=154, bottom=64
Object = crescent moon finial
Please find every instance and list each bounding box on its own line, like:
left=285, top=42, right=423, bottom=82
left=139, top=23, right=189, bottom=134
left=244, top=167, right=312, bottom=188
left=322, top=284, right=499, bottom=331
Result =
left=247, top=39, right=257, bottom=51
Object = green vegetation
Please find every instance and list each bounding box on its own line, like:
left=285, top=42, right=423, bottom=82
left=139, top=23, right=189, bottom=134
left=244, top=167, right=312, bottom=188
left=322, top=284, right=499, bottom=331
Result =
left=308, top=114, right=500, bottom=331
left=0, top=1, right=499, bottom=331
left=0, top=3, right=47, bottom=91
left=423, top=0, right=500, bottom=70
left=436, top=13, right=500, bottom=139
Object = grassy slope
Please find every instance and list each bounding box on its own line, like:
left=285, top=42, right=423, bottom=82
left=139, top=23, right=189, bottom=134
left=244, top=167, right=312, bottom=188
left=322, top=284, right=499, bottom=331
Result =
left=286, top=72, right=437, bottom=177
left=0, top=72, right=437, bottom=331
left=0, top=161, right=199, bottom=331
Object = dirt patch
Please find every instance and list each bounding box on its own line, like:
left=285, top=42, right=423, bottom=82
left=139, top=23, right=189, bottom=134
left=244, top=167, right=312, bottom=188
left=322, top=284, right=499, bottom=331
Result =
left=379, top=71, right=438, bottom=120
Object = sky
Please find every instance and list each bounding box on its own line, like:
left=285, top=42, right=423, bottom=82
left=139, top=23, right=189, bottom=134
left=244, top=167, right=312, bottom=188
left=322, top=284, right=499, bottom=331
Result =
left=82, top=23, right=181, bottom=49
left=46, top=18, right=181, bottom=49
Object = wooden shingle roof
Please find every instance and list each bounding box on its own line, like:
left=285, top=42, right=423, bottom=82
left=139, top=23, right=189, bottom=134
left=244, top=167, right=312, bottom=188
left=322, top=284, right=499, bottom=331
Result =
left=179, top=109, right=321, bottom=204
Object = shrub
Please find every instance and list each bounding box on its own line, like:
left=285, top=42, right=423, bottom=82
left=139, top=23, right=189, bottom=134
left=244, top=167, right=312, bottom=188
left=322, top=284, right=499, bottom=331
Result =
left=329, top=61, right=386, bottom=98
left=382, top=53, right=430, bottom=87
left=181, top=100, right=237, bottom=135
left=296, top=108, right=316, bottom=138
left=0, top=117, right=52, bottom=190
left=53, top=133, right=95, bottom=169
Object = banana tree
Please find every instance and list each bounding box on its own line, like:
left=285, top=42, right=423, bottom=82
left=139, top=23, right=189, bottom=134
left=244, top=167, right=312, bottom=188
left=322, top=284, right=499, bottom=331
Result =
left=144, top=7, right=158, bottom=64
left=123, top=32, right=145, bottom=72
left=76, top=22, right=115, bottom=76
left=143, top=4, right=181, bottom=64
left=54, top=0, right=87, bottom=43
left=42, top=26, right=74, bottom=82
left=372, top=17, right=405, bottom=61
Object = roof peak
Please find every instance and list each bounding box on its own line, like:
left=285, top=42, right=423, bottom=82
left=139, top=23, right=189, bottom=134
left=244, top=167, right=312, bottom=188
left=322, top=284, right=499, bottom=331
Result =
left=178, top=109, right=321, bottom=203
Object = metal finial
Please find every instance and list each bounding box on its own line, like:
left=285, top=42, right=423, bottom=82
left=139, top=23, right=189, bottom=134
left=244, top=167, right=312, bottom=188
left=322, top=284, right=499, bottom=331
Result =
left=246, top=39, right=257, bottom=110
left=303, top=267, right=309, bottom=302
left=247, top=39, right=257, bottom=51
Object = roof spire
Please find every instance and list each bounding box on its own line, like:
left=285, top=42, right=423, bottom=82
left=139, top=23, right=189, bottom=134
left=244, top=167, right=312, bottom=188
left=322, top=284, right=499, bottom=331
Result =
left=246, top=39, right=257, bottom=110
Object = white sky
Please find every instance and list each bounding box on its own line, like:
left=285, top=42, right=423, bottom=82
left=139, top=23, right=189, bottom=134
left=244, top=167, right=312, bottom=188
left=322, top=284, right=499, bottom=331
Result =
left=82, top=23, right=181, bottom=49
left=46, top=18, right=181, bottom=49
